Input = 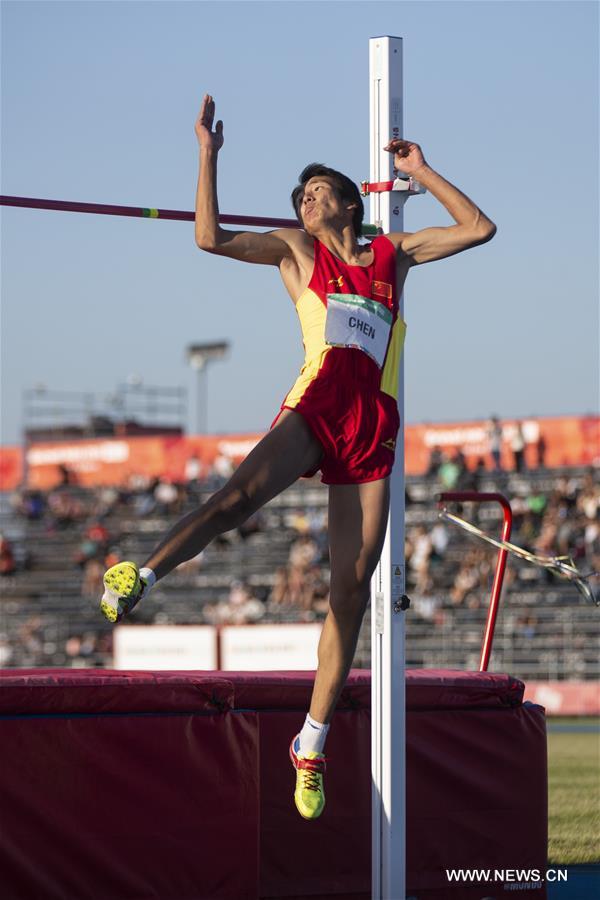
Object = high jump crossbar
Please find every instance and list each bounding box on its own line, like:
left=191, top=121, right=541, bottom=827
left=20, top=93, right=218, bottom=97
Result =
left=0, top=194, right=384, bottom=235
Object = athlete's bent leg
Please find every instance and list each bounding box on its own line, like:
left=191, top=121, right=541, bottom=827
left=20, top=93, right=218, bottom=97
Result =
left=310, top=478, right=390, bottom=724
left=100, top=410, right=322, bottom=621
left=290, top=478, right=389, bottom=819
left=142, top=411, right=321, bottom=579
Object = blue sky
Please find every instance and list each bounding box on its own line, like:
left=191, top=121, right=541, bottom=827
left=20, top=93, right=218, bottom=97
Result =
left=1, top=0, right=598, bottom=443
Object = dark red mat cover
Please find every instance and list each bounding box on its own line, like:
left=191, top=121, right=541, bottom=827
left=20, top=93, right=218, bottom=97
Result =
left=0, top=668, right=546, bottom=900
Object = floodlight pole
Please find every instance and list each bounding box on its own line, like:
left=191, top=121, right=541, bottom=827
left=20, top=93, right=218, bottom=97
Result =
left=186, top=342, right=229, bottom=434
left=369, top=35, right=407, bottom=900
left=194, top=363, right=208, bottom=434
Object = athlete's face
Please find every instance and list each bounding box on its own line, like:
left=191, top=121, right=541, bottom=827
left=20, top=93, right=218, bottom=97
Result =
left=301, top=177, right=352, bottom=232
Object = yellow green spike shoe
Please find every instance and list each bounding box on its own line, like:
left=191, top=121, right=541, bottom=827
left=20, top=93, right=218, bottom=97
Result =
left=100, top=561, right=143, bottom=623
left=289, top=735, right=326, bottom=820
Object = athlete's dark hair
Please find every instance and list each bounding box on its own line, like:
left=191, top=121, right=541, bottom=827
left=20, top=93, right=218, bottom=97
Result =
left=291, top=163, right=364, bottom=236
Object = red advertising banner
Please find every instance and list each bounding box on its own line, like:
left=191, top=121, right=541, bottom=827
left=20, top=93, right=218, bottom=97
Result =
left=405, top=414, right=599, bottom=474
left=523, top=681, right=600, bottom=716
left=0, top=446, right=23, bottom=491
left=12, top=433, right=264, bottom=490
left=0, top=414, right=597, bottom=491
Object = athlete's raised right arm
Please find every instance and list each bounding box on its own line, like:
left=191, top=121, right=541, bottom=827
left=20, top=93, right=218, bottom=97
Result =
left=194, top=95, right=294, bottom=266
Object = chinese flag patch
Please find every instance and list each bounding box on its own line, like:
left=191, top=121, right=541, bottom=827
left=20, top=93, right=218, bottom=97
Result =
left=372, top=280, right=392, bottom=300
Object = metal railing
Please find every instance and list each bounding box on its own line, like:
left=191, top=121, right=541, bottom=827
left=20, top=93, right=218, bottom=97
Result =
left=437, top=492, right=512, bottom=671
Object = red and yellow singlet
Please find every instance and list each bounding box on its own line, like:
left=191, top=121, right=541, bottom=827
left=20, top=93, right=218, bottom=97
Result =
left=274, top=235, right=406, bottom=484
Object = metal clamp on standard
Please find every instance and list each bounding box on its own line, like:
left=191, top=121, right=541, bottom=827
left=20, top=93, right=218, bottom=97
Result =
left=394, top=594, right=411, bottom=613
left=360, top=176, right=426, bottom=197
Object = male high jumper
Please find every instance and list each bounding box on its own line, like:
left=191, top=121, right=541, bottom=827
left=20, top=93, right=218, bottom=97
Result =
left=100, top=95, right=496, bottom=820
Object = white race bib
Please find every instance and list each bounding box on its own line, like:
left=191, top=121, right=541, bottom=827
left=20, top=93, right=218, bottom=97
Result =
left=325, top=293, right=393, bottom=368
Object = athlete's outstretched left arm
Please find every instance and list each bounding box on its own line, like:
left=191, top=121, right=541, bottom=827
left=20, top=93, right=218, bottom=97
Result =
left=194, top=94, right=296, bottom=266
left=383, top=139, right=496, bottom=266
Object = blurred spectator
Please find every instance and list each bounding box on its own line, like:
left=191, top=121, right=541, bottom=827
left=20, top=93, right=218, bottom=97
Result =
left=47, top=489, right=86, bottom=530
left=517, top=510, right=538, bottom=548
left=406, top=524, right=433, bottom=593
left=289, top=533, right=320, bottom=572
left=92, top=486, right=120, bottom=519
left=305, top=507, right=329, bottom=558
left=536, top=432, right=547, bottom=469
left=287, top=534, right=321, bottom=606
left=286, top=562, right=308, bottom=607
left=426, top=445, right=444, bottom=477
left=437, top=452, right=461, bottom=490
left=133, top=479, right=157, bottom=516
left=430, top=521, right=449, bottom=559
left=104, top=546, right=122, bottom=569
left=185, top=455, right=203, bottom=485
left=450, top=558, right=479, bottom=607
left=58, top=464, right=76, bottom=486
left=127, top=472, right=153, bottom=492
left=0, top=633, right=14, bottom=666
left=281, top=508, right=327, bottom=559
left=81, top=558, right=104, bottom=596
left=511, top=422, right=526, bottom=472
left=303, top=564, right=329, bottom=614
left=65, top=635, right=82, bottom=662
left=213, top=453, right=234, bottom=481
left=267, top=561, right=328, bottom=614
left=289, top=508, right=311, bottom=534
left=154, top=479, right=182, bottom=515
left=486, top=416, right=503, bottom=471
left=461, top=457, right=486, bottom=493
left=18, top=616, right=44, bottom=664
left=534, top=514, right=559, bottom=556
left=577, top=469, right=599, bottom=521
left=86, top=521, right=110, bottom=545
left=0, top=533, right=16, bottom=575
left=79, top=632, right=99, bottom=660
left=516, top=613, right=538, bottom=640
left=554, top=475, right=579, bottom=509
left=411, top=594, right=446, bottom=626
left=450, top=547, right=493, bottom=607
left=583, top=513, right=599, bottom=556
left=452, top=449, right=475, bottom=490
left=74, top=522, right=111, bottom=568
left=204, top=580, right=265, bottom=625
left=10, top=488, right=45, bottom=520
left=526, top=490, right=547, bottom=519
left=268, top=566, right=291, bottom=607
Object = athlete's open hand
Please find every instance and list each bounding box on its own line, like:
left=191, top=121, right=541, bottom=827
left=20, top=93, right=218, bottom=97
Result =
left=195, top=94, right=224, bottom=152
left=384, top=139, right=426, bottom=175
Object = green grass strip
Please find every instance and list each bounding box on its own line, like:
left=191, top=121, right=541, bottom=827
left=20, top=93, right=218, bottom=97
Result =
left=547, top=728, right=600, bottom=864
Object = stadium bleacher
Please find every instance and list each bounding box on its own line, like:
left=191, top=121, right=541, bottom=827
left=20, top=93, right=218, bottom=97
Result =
left=1, top=464, right=598, bottom=679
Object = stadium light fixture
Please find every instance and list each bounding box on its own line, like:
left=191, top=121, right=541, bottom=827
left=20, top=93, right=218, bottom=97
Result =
left=186, top=341, right=229, bottom=434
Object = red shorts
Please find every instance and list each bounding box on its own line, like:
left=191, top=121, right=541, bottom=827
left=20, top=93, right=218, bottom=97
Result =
left=271, top=348, right=400, bottom=485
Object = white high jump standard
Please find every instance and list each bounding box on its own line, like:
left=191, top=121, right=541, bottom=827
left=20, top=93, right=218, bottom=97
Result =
left=369, top=34, right=409, bottom=900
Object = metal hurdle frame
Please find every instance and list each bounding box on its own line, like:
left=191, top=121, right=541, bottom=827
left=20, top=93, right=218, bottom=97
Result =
left=438, top=491, right=513, bottom=672
left=369, top=35, right=408, bottom=900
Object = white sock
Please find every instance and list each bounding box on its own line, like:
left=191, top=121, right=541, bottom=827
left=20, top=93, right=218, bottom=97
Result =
left=298, top=713, right=329, bottom=755
left=139, top=567, right=157, bottom=597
